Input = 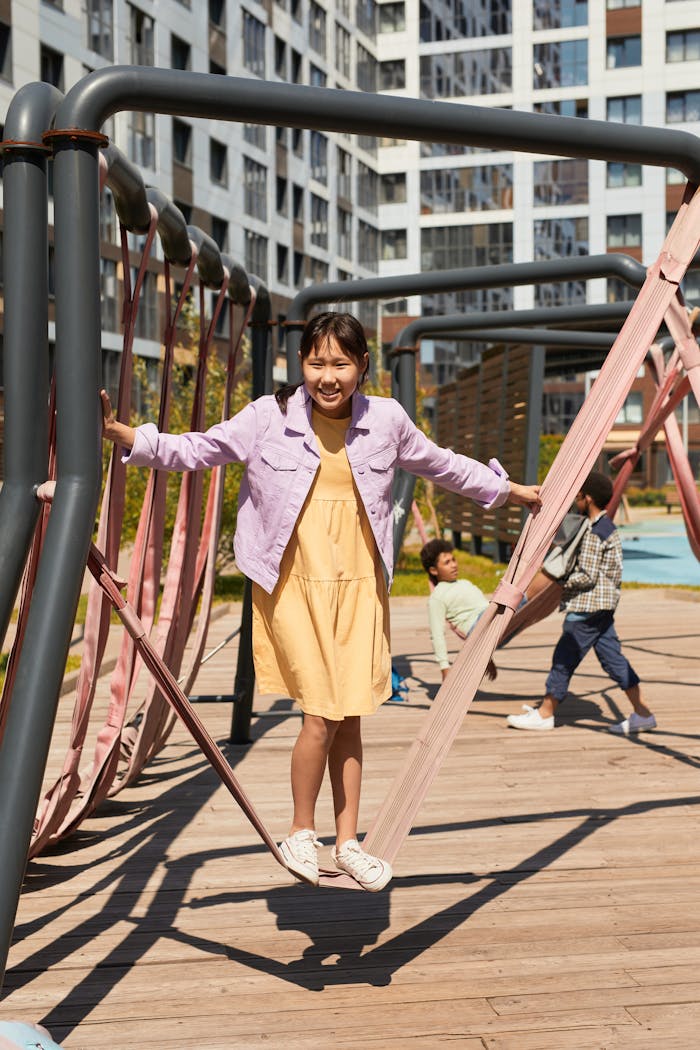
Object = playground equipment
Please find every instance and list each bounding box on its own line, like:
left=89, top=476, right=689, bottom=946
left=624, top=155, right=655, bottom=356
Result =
left=3, top=67, right=700, bottom=985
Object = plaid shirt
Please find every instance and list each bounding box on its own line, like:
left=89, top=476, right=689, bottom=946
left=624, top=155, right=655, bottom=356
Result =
left=561, top=512, right=622, bottom=613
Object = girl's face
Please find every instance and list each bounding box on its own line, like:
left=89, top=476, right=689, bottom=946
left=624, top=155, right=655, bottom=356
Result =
left=300, top=336, right=369, bottom=419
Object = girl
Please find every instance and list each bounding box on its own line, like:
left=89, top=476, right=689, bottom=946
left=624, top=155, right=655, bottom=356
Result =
left=102, top=312, right=541, bottom=891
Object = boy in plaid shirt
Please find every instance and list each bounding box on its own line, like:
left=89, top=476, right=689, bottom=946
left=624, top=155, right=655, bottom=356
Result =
left=507, top=471, right=656, bottom=734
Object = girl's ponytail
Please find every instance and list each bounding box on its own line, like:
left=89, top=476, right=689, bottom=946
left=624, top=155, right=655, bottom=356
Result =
left=274, top=380, right=304, bottom=414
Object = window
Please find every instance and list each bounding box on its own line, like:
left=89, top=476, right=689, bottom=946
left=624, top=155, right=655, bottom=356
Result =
left=209, top=0, right=225, bottom=28
left=244, top=123, right=266, bottom=150
left=210, top=138, right=228, bottom=186
left=357, top=162, right=378, bottom=212
left=666, top=29, right=700, bottom=63
left=533, top=40, right=587, bottom=88
left=174, top=199, right=192, bottom=224
left=533, top=160, right=587, bottom=206
left=129, top=5, right=154, bottom=65
left=607, top=162, right=641, bottom=188
left=173, top=119, right=192, bottom=168
left=421, top=48, right=512, bottom=98
left=379, top=58, right=405, bottom=90
left=293, top=251, right=304, bottom=284
left=100, top=188, right=117, bottom=245
left=533, top=0, right=586, bottom=29
left=337, top=149, right=352, bottom=199
left=666, top=90, right=700, bottom=123
left=358, top=221, right=379, bottom=271
left=357, top=44, right=377, bottom=91
left=210, top=59, right=226, bottom=75
left=380, top=172, right=406, bottom=204
left=420, top=164, right=513, bottom=212
left=310, top=194, right=329, bottom=248
left=379, top=2, right=405, bottom=32
left=534, top=98, right=588, bottom=118
left=171, top=34, right=191, bottom=71
left=310, top=131, right=328, bottom=183
left=420, top=0, right=511, bottom=40
left=274, top=36, right=287, bottom=78
left=86, top=0, right=112, bottom=59
left=606, top=35, right=641, bottom=69
left=607, top=213, right=642, bottom=248
left=607, top=277, right=637, bottom=303
left=337, top=207, right=352, bottom=259
left=607, top=95, right=641, bottom=123
left=132, top=270, right=159, bottom=340
left=534, top=217, right=588, bottom=305
left=243, top=157, right=268, bottom=221
left=292, top=183, right=304, bottom=221
left=607, top=0, right=639, bottom=7
left=291, top=0, right=302, bottom=23
left=243, top=11, right=266, bottom=77
left=615, top=392, right=643, bottom=425
left=310, top=63, right=326, bottom=87
left=357, top=0, right=376, bottom=36
left=245, top=230, right=268, bottom=280
left=309, top=258, right=329, bottom=283
left=421, top=223, right=513, bottom=270
left=211, top=216, right=229, bottom=252
left=277, top=244, right=289, bottom=284
left=276, top=177, right=288, bottom=215
left=40, top=45, right=64, bottom=90
left=292, top=127, right=303, bottom=156
left=129, top=111, right=155, bottom=168
left=100, top=258, right=119, bottom=331
left=381, top=228, right=407, bottom=260
left=309, top=2, right=327, bottom=57
left=335, top=23, right=351, bottom=78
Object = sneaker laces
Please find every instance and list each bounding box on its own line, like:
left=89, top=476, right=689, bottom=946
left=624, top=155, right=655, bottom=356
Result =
left=337, top=841, right=382, bottom=878
left=291, top=829, right=321, bottom=865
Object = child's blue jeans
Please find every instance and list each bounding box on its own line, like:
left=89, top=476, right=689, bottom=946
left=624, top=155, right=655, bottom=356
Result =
left=545, top=610, right=640, bottom=702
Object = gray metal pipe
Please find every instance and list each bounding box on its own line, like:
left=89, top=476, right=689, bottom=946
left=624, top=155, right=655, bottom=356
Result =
left=0, top=82, right=62, bottom=655
left=57, top=68, right=700, bottom=184
left=285, top=254, right=648, bottom=382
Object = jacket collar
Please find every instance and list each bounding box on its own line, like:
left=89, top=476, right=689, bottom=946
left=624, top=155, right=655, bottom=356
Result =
left=284, top=384, right=371, bottom=434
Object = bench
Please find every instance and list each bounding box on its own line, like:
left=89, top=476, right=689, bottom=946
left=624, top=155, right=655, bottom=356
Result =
left=665, top=485, right=682, bottom=512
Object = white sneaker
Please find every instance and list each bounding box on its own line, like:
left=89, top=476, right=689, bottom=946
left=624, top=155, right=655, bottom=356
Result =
left=279, top=829, right=321, bottom=886
left=609, top=711, right=657, bottom=736
left=506, top=704, right=555, bottom=731
left=332, top=838, right=392, bottom=892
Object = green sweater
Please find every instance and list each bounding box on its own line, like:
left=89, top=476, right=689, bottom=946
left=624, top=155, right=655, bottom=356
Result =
left=428, top=579, right=489, bottom=670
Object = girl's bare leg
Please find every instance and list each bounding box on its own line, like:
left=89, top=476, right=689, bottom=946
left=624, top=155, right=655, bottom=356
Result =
left=290, top=714, right=339, bottom=834
left=327, top=715, right=362, bottom=846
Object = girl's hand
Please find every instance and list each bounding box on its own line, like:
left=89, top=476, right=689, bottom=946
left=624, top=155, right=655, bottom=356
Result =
left=100, top=389, right=136, bottom=449
left=508, top=481, right=542, bottom=513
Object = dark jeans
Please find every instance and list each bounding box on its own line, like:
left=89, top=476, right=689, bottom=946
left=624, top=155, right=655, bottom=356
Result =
left=545, top=610, right=640, bottom=703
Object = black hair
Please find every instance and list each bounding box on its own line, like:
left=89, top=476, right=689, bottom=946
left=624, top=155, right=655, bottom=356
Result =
left=580, top=470, right=613, bottom=509
left=420, top=538, right=454, bottom=577
left=275, top=311, right=370, bottom=414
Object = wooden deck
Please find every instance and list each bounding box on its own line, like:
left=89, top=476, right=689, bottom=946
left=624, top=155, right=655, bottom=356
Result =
left=2, top=589, right=700, bottom=1048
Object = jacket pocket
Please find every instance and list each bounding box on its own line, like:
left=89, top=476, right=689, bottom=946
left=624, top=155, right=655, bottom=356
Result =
left=367, top=448, right=395, bottom=473
left=260, top=445, right=299, bottom=471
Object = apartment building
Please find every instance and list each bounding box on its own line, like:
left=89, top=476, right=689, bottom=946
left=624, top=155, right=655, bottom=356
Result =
left=0, top=0, right=384, bottom=411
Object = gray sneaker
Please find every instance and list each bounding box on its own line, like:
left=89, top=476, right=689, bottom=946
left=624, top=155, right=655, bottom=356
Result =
left=609, top=712, right=657, bottom=735
left=279, top=829, right=321, bottom=886
left=332, top=838, right=392, bottom=891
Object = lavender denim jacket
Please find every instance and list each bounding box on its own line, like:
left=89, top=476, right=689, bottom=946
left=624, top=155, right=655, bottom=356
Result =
left=125, top=385, right=510, bottom=593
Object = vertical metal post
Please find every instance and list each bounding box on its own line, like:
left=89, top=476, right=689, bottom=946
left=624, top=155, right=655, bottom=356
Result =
left=230, top=320, right=269, bottom=744
left=525, top=345, right=546, bottom=485
left=0, top=130, right=104, bottom=987
left=390, top=346, right=419, bottom=566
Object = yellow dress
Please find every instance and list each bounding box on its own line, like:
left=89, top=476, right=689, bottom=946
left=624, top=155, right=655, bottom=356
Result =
left=252, top=407, right=391, bottom=718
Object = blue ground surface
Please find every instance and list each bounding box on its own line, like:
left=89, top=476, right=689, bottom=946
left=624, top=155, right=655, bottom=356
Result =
left=619, top=515, right=700, bottom=585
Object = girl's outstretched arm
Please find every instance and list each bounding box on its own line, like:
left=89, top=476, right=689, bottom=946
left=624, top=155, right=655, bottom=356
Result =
left=507, top=481, right=542, bottom=513
left=100, top=389, right=136, bottom=450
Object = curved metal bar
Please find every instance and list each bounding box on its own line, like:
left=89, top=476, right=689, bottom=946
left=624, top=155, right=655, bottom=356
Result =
left=427, top=328, right=618, bottom=349
left=284, top=254, right=649, bottom=383
left=0, top=82, right=62, bottom=652
left=220, top=254, right=252, bottom=306
left=187, top=226, right=225, bottom=287
left=100, top=142, right=152, bottom=233
left=57, top=68, right=700, bottom=183
left=146, top=188, right=192, bottom=267
left=392, top=302, right=635, bottom=350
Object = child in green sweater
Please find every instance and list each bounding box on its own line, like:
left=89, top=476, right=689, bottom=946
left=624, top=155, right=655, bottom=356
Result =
left=420, top=539, right=497, bottom=682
